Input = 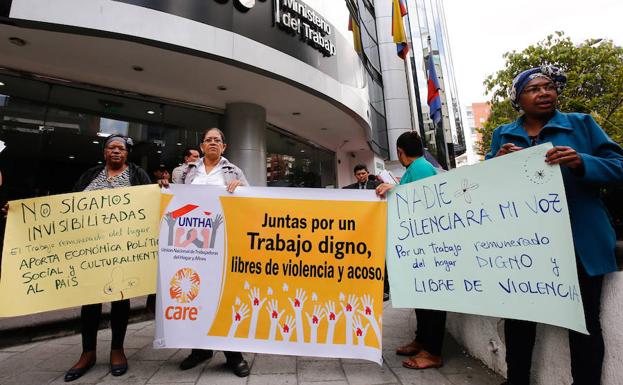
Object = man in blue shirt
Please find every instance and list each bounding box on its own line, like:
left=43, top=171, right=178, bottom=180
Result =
left=377, top=131, right=445, bottom=370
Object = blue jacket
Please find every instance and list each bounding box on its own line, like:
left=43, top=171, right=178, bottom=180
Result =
left=486, top=111, right=623, bottom=276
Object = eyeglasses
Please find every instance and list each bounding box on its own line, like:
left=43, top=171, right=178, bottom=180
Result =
left=522, top=83, right=557, bottom=94
left=202, top=137, right=223, bottom=144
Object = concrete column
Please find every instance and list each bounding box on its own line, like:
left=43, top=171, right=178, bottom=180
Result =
left=222, top=102, right=267, bottom=187
left=373, top=0, right=419, bottom=161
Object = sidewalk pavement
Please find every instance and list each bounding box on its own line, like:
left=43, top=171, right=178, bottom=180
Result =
left=0, top=302, right=503, bottom=385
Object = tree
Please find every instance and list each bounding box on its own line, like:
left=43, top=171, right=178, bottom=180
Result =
left=477, top=32, right=623, bottom=156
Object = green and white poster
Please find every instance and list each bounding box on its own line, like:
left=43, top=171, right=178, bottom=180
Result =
left=386, top=144, right=587, bottom=333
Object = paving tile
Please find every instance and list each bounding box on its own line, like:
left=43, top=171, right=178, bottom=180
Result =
left=299, top=381, right=349, bottom=385
left=123, top=335, right=155, bottom=349
left=248, top=373, right=297, bottom=385
left=147, top=360, right=202, bottom=384
left=342, top=363, right=398, bottom=385
left=392, top=366, right=454, bottom=385
left=250, top=354, right=296, bottom=375
left=132, top=345, right=177, bottom=361
left=445, top=372, right=502, bottom=385
left=298, top=360, right=345, bottom=382
left=145, top=383, right=194, bottom=385
left=133, top=324, right=156, bottom=338
left=0, top=357, right=47, bottom=380
left=96, top=378, right=148, bottom=385
left=0, top=351, right=15, bottom=363
left=1, top=370, right=62, bottom=385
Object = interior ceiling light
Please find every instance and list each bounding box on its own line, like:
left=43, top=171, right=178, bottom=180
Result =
left=146, top=110, right=155, bottom=115
left=9, top=37, right=27, bottom=47
left=176, top=142, right=182, bottom=146
left=92, top=140, right=99, bottom=144
left=0, top=82, right=5, bottom=86
left=68, top=155, right=75, bottom=159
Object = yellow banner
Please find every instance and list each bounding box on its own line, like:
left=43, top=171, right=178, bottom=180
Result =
left=155, top=186, right=387, bottom=363
left=210, top=197, right=386, bottom=347
left=0, top=185, right=161, bottom=316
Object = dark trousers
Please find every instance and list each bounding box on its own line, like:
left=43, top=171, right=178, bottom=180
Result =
left=415, top=309, right=447, bottom=356
left=191, top=349, right=243, bottom=363
left=505, top=266, right=604, bottom=385
left=81, top=300, right=130, bottom=351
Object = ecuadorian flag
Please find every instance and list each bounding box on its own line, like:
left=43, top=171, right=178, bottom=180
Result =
left=348, top=16, right=363, bottom=54
left=392, top=0, right=409, bottom=59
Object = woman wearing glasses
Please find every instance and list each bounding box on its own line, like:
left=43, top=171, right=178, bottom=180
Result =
left=159, top=127, right=250, bottom=376
left=488, top=66, right=623, bottom=385
left=64, top=135, right=151, bottom=382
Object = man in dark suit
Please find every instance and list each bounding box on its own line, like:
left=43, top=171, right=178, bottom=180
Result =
left=342, top=164, right=388, bottom=300
left=343, top=164, right=379, bottom=190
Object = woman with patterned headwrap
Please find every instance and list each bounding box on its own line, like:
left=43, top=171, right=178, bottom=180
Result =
left=487, top=66, right=623, bottom=385
left=64, top=135, right=151, bottom=382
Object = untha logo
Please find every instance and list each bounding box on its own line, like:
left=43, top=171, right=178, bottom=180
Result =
left=163, top=204, right=223, bottom=248
left=169, top=268, right=200, bottom=304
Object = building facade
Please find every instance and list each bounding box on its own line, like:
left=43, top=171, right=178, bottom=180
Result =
left=404, top=0, right=465, bottom=169
left=0, top=0, right=393, bottom=199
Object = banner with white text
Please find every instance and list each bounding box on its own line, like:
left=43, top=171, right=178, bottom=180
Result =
left=386, top=143, right=587, bottom=333
left=155, top=186, right=386, bottom=363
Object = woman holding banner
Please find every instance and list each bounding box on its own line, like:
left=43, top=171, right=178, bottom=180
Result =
left=159, top=127, right=250, bottom=377
left=376, top=131, right=446, bottom=370
left=487, top=65, right=623, bottom=385
left=64, top=135, right=151, bottom=382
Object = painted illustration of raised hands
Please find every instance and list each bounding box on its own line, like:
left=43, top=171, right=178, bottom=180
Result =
left=266, top=299, right=285, bottom=341
left=288, top=288, right=307, bottom=343
left=324, top=301, right=342, bottom=344
left=305, top=305, right=325, bottom=343
left=357, top=294, right=381, bottom=344
left=352, top=315, right=370, bottom=346
left=209, top=213, right=223, bottom=248
left=247, top=286, right=267, bottom=339
left=279, top=315, right=296, bottom=342
left=228, top=303, right=249, bottom=338
left=340, top=294, right=359, bottom=345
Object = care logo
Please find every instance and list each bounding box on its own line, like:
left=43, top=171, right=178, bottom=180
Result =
left=166, top=268, right=201, bottom=320
left=163, top=204, right=223, bottom=249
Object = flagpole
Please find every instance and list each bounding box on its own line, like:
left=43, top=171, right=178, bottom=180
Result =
left=427, top=36, right=450, bottom=170
left=403, top=56, right=417, bottom=133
